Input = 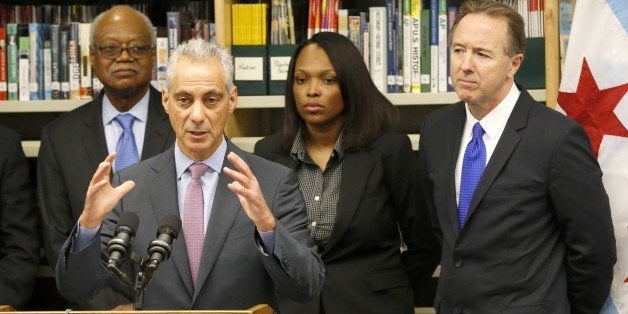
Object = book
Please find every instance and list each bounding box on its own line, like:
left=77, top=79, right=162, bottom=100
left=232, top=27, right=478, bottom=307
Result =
left=402, top=0, right=413, bottom=93
left=437, top=0, right=448, bottom=92
left=369, top=6, right=387, bottom=93
left=59, top=27, right=70, bottom=99
left=29, top=23, right=44, bottom=100
left=420, top=9, right=431, bottom=92
left=79, top=23, right=92, bottom=99
left=50, top=24, right=60, bottom=99
left=166, top=11, right=180, bottom=58
left=18, top=29, right=30, bottom=101
left=68, top=22, right=80, bottom=100
left=385, top=0, right=398, bottom=93
left=6, top=23, right=19, bottom=100
left=410, top=0, right=421, bottom=93
left=43, top=38, right=52, bottom=99
left=429, top=0, right=438, bottom=92
left=0, top=27, right=7, bottom=100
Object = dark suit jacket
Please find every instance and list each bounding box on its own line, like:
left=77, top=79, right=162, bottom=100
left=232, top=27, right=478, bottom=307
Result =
left=418, top=87, right=616, bottom=314
left=0, top=126, right=39, bottom=309
left=38, top=87, right=175, bottom=308
left=56, top=142, right=324, bottom=310
left=255, top=131, right=440, bottom=314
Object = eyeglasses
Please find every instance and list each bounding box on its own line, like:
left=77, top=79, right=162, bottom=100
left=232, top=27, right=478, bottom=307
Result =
left=93, top=44, right=153, bottom=60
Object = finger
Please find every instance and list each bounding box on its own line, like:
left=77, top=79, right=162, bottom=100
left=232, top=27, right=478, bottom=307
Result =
left=227, top=152, right=254, bottom=179
left=223, top=166, right=250, bottom=187
left=115, top=180, right=136, bottom=199
left=90, top=157, right=114, bottom=185
left=105, top=152, right=116, bottom=164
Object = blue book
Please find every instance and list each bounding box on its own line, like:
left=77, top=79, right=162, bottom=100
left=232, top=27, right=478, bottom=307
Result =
left=29, top=23, right=45, bottom=100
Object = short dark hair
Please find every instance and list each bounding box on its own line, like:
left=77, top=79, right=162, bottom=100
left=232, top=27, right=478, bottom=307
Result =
left=450, top=0, right=526, bottom=56
left=282, top=32, right=398, bottom=152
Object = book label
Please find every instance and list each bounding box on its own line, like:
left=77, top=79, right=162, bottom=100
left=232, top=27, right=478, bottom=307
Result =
left=234, top=57, right=264, bottom=81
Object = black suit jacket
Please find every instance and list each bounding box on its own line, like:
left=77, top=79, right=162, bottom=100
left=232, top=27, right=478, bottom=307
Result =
left=255, top=131, right=440, bottom=314
left=37, top=87, right=175, bottom=308
left=418, top=87, right=616, bottom=314
left=0, top=125, right=39, bottom=309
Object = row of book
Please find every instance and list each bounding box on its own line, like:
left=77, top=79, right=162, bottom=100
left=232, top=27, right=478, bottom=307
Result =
left=0, top=3, right=217, bottom=101
left=305, top=0, right=545, bottom=94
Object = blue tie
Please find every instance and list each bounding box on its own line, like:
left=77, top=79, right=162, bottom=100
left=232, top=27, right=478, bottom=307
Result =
left=458, top=122, right=486, bottom=229
left=114, top=113, right=139, bottom=171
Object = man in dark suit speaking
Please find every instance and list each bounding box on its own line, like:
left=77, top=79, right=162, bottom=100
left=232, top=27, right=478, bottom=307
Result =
left=55, top=39, right=324, bottom=310
left=417, top=1, right=616, bottom=313
left=38, top=6, right=175, bottom=309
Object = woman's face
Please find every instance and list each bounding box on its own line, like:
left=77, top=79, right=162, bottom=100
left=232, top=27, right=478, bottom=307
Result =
left=292, top=44, right=345, bottom=131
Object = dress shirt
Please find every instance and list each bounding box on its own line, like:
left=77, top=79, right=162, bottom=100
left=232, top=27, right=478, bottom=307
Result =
left=103, top=90, right=150, bottom=171
left=290, top=129, right=344, bottom=249
left=455, top=83, right=520, bottom=205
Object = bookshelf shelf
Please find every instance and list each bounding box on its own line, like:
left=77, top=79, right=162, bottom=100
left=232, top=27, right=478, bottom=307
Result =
left=1, top=89, right=547, bottom=112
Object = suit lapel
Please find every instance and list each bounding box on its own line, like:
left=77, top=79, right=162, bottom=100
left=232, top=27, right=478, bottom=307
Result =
left=193, top=143, right=242, bottom=299
left=447, top=104, right=466, bottom=237
left=141, top=88, right=174, bottom=160
left=145, top=148, right=194, bottom=295
left=464, top=91, right=532, bottom=225
left=323, top=150, right=372, bottom=254
left=80, top=95, right=109, bottom=170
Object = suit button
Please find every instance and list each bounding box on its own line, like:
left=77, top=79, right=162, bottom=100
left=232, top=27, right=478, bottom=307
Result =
left=454, top=306, right=463, bottom=313
left=454, top=259, right=463, bottom=268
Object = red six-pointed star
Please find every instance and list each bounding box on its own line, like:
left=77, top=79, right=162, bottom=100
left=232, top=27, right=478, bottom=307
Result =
left=558, top=58, right=628, bottom=156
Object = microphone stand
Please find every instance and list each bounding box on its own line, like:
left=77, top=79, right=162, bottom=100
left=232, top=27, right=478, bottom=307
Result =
left=132, top=256, right=160, bottom=310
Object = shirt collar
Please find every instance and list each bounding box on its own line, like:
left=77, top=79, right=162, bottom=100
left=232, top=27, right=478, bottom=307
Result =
left=464, top=83, right=520, bottom=141
left=290, top=128, right=345, bottom=162
left=174, top=136, right=227, bottom=179
left=102, top=89, right=150, bottom=125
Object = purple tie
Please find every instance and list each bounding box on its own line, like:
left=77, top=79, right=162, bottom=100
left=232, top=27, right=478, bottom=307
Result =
left=183, top=162, right=209, bottom=287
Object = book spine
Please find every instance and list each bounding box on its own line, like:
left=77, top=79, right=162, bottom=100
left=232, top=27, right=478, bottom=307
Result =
left=29, top=23, right=44, bottom=100
left=0, top=27, right=7, bottom=100
left=410, top=0, right=421, bottom=93
left=7, top=24, right=19, bottom=100
left=79, top=23, right=92, bottom=99
left=44, top=39, right=52, bottom=99
left=50, top=24, right=60, bottom=99
left=437, top=0, right=447, bottom=92
left=68, top=22, right=80, bottom=100
left=166, top=11, right=180, bottom=59
left=59, top=28, right=69, bottom=99
left=429, top=0, right=438, bottom=92
left=402, top=0, right=413, bottom=93
left=348, top=15, right=361, bottom=53
left=420, top=9, right=431, bottom=92
left=156, top=36, right=168, bottom=91
left=369, top=7, right=387, bottom=93
left=385, top=0, right=397, bottom=93
left=18, top=34, right=30, bottom=101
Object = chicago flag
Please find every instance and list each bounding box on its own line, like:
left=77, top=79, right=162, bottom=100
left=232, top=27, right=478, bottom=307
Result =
left=557, top=0, right=628, bottom=311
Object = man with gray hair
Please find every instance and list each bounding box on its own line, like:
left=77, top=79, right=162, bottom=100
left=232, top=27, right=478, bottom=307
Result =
left=55, top=39, right=324, bottom=311
left=38, top=5, right=175, bottom=309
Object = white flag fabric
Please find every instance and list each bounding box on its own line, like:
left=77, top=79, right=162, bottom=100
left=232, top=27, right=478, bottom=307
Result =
left=557, top=0, right=628, bottom=311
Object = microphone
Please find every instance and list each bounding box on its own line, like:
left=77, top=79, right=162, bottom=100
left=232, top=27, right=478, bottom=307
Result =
left=146, top=214, right=182, bottom=271
left=107, top=211, right=140, bottom=268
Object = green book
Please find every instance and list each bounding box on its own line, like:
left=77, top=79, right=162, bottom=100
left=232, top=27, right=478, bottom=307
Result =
left=7, top=24, right=19, bottom=100
left=420, top=9, right=431, bottom=92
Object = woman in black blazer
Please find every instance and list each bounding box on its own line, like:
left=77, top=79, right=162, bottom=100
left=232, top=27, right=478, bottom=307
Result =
left=254, top=32, right=440, bottom=314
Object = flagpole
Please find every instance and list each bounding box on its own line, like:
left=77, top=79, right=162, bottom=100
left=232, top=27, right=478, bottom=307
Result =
left=544, top=0, right=560, bottom=108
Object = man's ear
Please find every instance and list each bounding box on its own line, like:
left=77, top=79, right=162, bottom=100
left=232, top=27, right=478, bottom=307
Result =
left=161, top=88, right=170, bottom=114
left=509, top=53, right=524, bottom=78
left=228, top=86, right=238, bottom=113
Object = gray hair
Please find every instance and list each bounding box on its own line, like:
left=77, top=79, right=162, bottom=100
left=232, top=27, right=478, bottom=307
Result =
left=166, top=39, right=234, bottom=92
left=90, top=5, right=156, bottom=46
